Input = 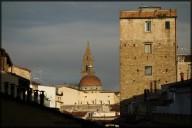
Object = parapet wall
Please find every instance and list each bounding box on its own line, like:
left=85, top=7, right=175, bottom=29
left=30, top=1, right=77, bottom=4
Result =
left=120, top=9, right=176, bottom=19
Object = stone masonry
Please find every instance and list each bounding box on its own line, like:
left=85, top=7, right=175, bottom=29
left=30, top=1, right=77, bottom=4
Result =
left=120, top=7, right=177, bottom=113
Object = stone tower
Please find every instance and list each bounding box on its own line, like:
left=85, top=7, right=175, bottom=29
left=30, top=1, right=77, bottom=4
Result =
left=120, top=7, right=177, bottom=113
left=81, top=42, right=95, bottom=78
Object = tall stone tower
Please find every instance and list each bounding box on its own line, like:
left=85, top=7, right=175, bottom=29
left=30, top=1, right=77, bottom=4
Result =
left=120, top=7, right=177, bottom=113
left=81, top=42, right=95, bottom=78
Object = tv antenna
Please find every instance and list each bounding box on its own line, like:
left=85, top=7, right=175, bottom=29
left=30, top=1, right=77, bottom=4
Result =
left=180, top=43, right=189, bottom=55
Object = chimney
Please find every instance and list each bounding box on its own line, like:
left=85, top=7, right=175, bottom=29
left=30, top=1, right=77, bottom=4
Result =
left=180, top=72, right=184, bottom=81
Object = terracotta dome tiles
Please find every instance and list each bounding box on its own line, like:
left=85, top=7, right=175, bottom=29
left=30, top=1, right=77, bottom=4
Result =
left=79, top=75, right=102, bottom=86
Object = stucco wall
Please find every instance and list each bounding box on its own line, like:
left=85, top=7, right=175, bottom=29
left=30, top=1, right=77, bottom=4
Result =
left=57, top=87, right=79, bottom=105
left=177, top=61, right=191, bottom=81
left=8, top=66, right=31, bottom=80
left=56, top=86, right=120, bottom=112
left=80, top=92, right=119, bottom=105
left=38, top=85, right=56, bottom=108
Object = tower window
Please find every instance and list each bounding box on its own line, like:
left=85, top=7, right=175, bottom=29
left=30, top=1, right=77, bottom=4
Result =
left=145, top=21, right=151, bottom=32
left=165, top=21, right=170, bottom=29
left=145, top=66, right=152, bottom=75
left=144, top=44, right=152, bottom=53
left=86, top=65, right=88, bottom=71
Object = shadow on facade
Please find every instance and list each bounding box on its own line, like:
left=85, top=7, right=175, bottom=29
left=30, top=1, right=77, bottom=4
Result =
left=110, top=79, right=192, bottom=127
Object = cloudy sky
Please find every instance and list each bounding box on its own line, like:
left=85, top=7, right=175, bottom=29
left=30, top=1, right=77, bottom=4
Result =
left=2, top=1, right=191, bottom=91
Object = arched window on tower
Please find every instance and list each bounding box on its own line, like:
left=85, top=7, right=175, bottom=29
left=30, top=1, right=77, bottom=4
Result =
left=86, top=65, right=88, bottom=72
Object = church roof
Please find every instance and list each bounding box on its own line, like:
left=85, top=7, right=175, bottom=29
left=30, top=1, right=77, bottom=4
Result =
left=79, top=74, right=102, bottom=87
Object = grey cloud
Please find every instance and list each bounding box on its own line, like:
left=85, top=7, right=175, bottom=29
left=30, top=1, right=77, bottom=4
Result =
left=2, top=2, right=191, bottom=91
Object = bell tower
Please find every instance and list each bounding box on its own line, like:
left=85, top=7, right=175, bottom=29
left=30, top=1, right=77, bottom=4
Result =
left=81, top=42, right=95, bottom=78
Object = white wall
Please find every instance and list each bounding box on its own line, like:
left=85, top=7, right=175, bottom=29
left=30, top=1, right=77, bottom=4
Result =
left=57, top=87, right=79, bottom=105
left=38, top=85, right=56, bottom=108
left=80, top=92, right=119, bottom=105
left=57, top=86, right=120, bottom=106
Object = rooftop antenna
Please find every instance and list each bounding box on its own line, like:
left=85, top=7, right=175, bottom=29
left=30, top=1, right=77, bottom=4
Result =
left=180, top=43, right=189, bottom=55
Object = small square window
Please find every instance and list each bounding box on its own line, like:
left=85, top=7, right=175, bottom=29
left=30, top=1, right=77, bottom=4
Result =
left=145, top=21, right=151, bottom=32
left=165, top=21, right=170, bottom=29
left=145, top=66, right=152, bottom=75
left=145, top=44, right=152, bottom=53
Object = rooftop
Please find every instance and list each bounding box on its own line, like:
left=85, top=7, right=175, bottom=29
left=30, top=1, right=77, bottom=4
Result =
left=162, top=78, right=192, bottom=89
left=120, top=7, right=177, bottom=19
left=138, top=6, right=161, bottom=11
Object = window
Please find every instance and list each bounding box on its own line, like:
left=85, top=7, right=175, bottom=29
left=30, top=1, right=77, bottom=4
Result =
left=145, top=66, right=152, bottom=75
left=145, top=21, right=151, bottom=32
left=165, top=21, right=170, bottom=29
left=86, top=65, right=88, bottom=71
left=145, top=44, right=152, bottom=53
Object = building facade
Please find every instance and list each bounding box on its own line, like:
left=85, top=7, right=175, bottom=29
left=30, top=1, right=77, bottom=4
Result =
left=1, top=48, right=13, bottom=72
left=120, top=7, right=177, bottom=113
left=1, top=48, right=30, bottom=94
left=177, top=54, right=192, bottom=81
left=56, top=85, right=120, bottom=113
left=8, top=65, right=31, bottom=80
left=55, top=43, right=120, bottom=116
left=38, top=85, right=56, bottom=108
left=29, top=82, right=56, bottom=108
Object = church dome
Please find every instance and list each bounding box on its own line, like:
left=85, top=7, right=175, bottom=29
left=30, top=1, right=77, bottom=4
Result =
left=79, top=74, right=102, bottom=87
